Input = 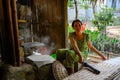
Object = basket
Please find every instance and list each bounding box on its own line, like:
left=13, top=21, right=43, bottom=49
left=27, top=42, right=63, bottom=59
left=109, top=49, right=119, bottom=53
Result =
left=52, top=60, right=68, bottom=80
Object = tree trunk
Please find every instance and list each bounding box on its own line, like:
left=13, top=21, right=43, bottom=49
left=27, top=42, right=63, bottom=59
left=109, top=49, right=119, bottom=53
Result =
left=74, top=0, right=78, bottom=19
left=111, top=0, right=116, bottom=9
left=91, top=0, right=97, bottom=18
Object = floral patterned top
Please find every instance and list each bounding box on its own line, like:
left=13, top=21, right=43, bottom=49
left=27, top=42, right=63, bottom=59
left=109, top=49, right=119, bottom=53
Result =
left=69, top=32, right=89, bottom=60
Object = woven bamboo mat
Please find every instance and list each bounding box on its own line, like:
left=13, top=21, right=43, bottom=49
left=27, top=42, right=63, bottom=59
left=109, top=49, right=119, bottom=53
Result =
left=63, top=57, right=120, bottom=80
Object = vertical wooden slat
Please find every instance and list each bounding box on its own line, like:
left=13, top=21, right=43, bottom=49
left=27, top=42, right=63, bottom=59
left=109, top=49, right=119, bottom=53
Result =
left=2, top=0, right=16, bottom=66
left=0, top=0, right=4, bottom=61
left=52, top=0, right=55, bottom=21
left=43, top=0, right=47, bottom=19
left=47, top=0, right=53, bottom=22
left=0, top=0, right=21, bottom=66
left=0, top=0, right=3, bottom=21
left=11, top=0, right=20, bottom=66
left=46, top=0, right=49, bottom=20
left=56, top=0, right=61, bottom=22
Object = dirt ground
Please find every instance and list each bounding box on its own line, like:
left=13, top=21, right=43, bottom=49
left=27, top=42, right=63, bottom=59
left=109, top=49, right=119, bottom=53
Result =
left=86, top=21, right=120, bottom=40
left=106, top=26, right=120, bottom=40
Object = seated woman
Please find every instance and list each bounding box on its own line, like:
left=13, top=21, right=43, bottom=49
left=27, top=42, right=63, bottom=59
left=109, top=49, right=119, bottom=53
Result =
left=56, top=19, right=106, bottom=75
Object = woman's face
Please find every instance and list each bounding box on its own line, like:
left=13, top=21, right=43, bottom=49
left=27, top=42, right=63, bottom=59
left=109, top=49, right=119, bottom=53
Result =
left=73, top=21, right=82, bottom=33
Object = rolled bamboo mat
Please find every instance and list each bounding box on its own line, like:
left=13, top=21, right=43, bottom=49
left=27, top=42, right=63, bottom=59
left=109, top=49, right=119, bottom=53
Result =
left=63, top=57, right=120, bottom=80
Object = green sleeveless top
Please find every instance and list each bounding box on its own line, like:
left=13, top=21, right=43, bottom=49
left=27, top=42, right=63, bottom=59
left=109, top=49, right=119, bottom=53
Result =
left=69, top=32, right=89, bottom=60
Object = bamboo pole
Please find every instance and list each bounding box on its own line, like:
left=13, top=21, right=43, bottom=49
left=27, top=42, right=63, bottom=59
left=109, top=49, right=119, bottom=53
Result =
left=2, top=0, right=16, bottom=66
left=11, top=0, right=20, bottom=66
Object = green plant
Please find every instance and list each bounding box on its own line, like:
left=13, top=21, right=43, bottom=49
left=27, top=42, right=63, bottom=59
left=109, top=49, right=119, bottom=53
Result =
left=84, top=29, right=99, bottom=42
left=92, top=6, right=115, bottom=34
left=68, top=24, right=74, bottom=33
left=68, top=0, right=73, bottom=7
left=92, top=33, right=120, bottom=53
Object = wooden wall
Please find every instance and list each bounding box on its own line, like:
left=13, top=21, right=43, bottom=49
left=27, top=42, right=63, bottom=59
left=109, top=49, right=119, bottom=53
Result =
left=0, top=0, right=68, bottom=65
left=31, top=0, right=68, bottom=52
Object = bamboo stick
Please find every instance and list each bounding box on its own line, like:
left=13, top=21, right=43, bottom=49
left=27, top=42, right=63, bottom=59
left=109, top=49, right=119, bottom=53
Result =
left=6, top=0, right=17, bottom=65
left=11, top=0, right=20, bottom=66
left=2, top=0, right=16, bottom=66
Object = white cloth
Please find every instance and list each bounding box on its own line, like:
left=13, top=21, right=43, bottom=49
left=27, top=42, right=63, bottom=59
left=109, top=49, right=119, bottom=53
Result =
left=27, top=54, right=55, bottom=68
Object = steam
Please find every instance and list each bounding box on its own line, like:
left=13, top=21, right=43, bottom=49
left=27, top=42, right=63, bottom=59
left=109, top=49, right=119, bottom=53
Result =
left=22, top=34, right=56, bottom=55
left=38, top=36, right=56, bottom=55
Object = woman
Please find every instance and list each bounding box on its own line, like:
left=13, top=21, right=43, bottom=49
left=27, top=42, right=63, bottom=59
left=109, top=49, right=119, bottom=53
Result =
left=69, top=19, right=106, bottom=62
left=69, top=19, right=106, bottom=73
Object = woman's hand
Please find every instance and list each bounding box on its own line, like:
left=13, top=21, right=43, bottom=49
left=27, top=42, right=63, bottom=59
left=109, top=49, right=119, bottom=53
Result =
left=101, top=55, right=107, bottom=61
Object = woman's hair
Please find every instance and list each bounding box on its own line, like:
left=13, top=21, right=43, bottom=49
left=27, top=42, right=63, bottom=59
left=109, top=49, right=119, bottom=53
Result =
left=71, top=19, right=83, bottom=28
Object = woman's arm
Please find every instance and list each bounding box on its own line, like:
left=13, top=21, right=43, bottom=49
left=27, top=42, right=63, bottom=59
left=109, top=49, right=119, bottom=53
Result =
left=87, top=40, right=106, bottom=60
left=69, top=37, right=83, bottom=63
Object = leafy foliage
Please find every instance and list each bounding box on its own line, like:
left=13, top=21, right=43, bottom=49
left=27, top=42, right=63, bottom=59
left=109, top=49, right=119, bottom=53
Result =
left=68, top=0, right=73, bottom=7
left=85, top=30, right=120, bottom=53
left=84, top=29, right=99, bottom=42
left=79, top=0, right=91, bottom=9
left=92, top=6, right=115, bottom=32
left=68, top=24, right=74, bottom=33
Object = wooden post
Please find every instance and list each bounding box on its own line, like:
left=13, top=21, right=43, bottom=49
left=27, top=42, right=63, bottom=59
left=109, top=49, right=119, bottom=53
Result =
left=11, top=0, right=20, bottom=66
left=61, top=0, right=68, bottom=48
left=1, top=0, right=20, bottom=66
